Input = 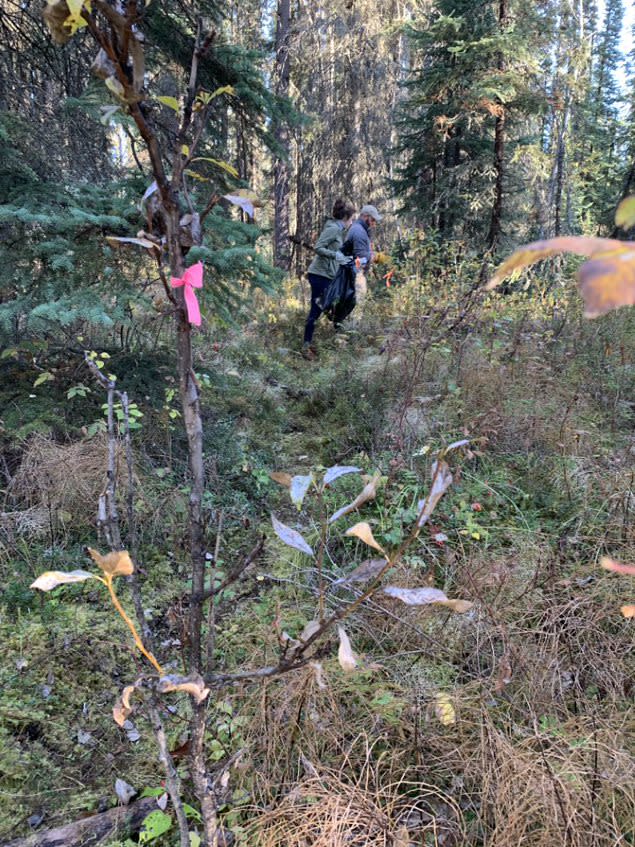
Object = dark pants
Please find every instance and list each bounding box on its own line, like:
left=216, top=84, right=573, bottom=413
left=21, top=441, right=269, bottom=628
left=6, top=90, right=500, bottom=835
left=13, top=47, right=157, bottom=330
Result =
left=303, top=272, right=331, bottom=344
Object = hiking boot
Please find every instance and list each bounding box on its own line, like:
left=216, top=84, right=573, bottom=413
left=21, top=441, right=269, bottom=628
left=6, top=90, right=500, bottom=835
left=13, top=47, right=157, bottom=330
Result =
left=302, top=342, right=317, bottom=360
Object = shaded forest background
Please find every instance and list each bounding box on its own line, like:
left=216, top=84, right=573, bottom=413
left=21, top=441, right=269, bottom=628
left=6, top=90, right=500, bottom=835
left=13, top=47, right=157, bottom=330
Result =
left=0, top=1, right=634, bottom=846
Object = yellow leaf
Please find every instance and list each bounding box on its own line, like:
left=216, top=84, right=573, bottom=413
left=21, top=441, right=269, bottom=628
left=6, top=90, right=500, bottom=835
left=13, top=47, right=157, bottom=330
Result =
left=63, top=0, right=90, bottom=35
left=31, top=570, right=95, bottom=591
left=191, top=157, right=239, bottom=178
left=434, top=693, right=455, bottom=726
left=156, top=95, right=180, bottom=112
left=345, top=521, right=386, bottom=555
left=181, top=145, right=190, bottom=156
left=615, top=196, right=635, bottom=229
left=438, top=599, right=474, bottom=613
left=184, top=170, right=209, bottom=182
left=87, top=547, right=134, bottom=577
left=210, top=85, right=235, bottom=98
left=105, top=76, right=125, bottom=98
left=337, top=626, right=357, bottom=672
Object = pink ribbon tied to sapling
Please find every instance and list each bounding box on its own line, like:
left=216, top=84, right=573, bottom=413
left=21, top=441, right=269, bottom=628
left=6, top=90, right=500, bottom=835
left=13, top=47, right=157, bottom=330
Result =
left=171, top=261, right=203, bottom=326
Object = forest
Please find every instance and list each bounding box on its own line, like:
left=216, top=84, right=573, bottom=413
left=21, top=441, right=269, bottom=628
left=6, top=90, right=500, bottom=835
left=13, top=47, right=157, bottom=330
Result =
left=0, top=0, right=634, bottom=845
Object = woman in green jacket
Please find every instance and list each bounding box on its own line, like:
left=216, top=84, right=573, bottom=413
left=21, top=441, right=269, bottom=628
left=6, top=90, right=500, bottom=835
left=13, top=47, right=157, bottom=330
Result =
left=303, top=198, right=356, bottom=357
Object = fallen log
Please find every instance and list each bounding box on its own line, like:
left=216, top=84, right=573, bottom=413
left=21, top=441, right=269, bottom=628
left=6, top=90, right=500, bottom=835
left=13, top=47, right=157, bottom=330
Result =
left=4, top=796, right=235, bottom=847
left=5, top=797, right=162, bottom=847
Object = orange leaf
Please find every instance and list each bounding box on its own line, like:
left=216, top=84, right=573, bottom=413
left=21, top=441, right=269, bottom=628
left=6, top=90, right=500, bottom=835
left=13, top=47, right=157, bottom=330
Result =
left=579, top=247, right=635, bottom=317
left=345, top=521, right=386, bottom=555
left=157, top=673, right=210, bottom=703
left=87, top=547, right=134, bottom=577
left=485, top=236, right=627, bottom=290
left=620, top=604, right=635, bottom=618
left=600, top=557, right=635, bottom=576
left=113, top=682, right=140, bottom=727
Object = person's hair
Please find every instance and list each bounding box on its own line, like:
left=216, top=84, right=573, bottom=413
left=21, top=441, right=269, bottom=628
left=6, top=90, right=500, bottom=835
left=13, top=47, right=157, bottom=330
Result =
left=332, top=198, right=356, bottom=221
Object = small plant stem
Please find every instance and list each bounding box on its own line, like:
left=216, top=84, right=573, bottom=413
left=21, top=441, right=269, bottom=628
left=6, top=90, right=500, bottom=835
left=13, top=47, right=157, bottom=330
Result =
left=315, top=490, right=328, bottom=622
left=190, top=700, right=219, bottom=847
left=105, top=575, right=164, bottom=675
left=147, top=700, right=190, bottom=847
left=206, top=509, right=224, bottom=672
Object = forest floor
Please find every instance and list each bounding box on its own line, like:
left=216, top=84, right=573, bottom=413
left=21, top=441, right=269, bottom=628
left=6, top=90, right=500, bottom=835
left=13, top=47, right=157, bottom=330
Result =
left=0, top=271, right=634, bottom=846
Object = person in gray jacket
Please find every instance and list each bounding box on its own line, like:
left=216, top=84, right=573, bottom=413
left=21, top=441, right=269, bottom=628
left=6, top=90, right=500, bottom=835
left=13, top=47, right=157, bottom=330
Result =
left=341, top=204, right=382, bottom=325
left=303, top=198, right=356, bottom=357
left=342, top=204, right=382, bottom=267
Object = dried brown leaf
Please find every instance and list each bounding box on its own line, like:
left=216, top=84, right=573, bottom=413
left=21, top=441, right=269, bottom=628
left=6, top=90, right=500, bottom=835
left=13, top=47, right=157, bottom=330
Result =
left=270, top=471, right=292, bottom=487
left=271, top=515, right=314, bottom=556
left=157, top=673, right=210, bottom=704
left=438, top=599, right=474, bottom=613
left=30, top=569, right=95, bottom=591
left=299, top=619, right=321, bottom=642
left=337, top=626, right=357, bottom=672
left=384, top=585, right=472, bottom=612
left=417, top=461, right=453, bottom=527
left=332, top=558, right=387, bottom=586
left=329, top=471, right=381, bottom=524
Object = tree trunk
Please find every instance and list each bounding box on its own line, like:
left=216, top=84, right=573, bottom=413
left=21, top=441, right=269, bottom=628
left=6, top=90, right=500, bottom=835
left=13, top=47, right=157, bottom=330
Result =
left=273, top=0, right=291, bottom=270
left=486, top=0, right=508, bottom=251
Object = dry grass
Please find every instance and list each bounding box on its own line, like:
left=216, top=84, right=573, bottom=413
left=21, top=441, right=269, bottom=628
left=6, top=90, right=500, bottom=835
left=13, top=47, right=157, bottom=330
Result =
left=7, top=433, right=131, bottom=530
left=245, top=742, right=465, bottom=847
left=234, top=546, right=633, bottom=847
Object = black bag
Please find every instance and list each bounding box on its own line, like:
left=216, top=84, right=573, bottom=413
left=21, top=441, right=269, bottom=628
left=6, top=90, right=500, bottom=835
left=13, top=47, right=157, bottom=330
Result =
left=320, top=263, right=356, bottom=323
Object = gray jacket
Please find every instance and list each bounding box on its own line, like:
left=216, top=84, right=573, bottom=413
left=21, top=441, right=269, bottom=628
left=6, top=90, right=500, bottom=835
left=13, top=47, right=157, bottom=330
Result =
left=342, top=218, right=372, bottom=265
left=308, top=218, right=346, bottom=279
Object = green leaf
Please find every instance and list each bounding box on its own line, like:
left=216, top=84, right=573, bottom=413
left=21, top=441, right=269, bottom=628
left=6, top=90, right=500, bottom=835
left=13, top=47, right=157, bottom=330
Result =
left=156, top=96, right=180, bottom=113
left=33, top=372, right=54, bottom=387
left=183, top=804, right=202, bottom=822
left=139, top=787, right=166, bottom=798
left=139, top=810, right=172, bottom=843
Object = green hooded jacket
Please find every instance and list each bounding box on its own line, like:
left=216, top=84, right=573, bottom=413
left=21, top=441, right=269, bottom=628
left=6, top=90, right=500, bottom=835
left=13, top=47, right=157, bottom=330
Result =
left=308, top=218, right=346, bottom=280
